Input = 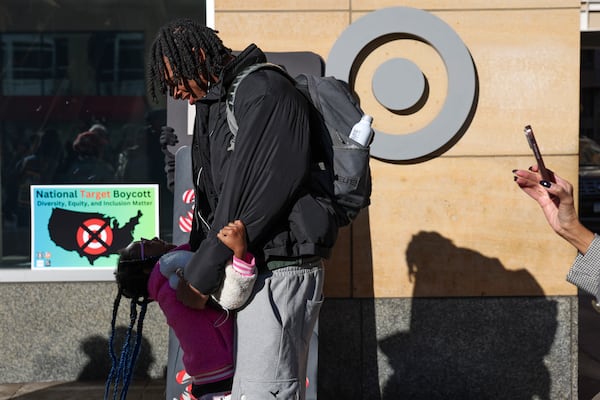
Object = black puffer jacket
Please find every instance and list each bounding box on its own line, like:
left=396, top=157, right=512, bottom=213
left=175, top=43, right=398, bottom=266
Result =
left=185, top=44, right=338, bottom=294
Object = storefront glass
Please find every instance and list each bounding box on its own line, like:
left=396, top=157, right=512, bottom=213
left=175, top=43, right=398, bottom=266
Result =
left=0, top=0, right=206, bottom=275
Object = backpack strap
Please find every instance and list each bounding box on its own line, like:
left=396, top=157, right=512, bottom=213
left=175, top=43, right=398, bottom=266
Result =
left=226, top=62, right=289, bottom=143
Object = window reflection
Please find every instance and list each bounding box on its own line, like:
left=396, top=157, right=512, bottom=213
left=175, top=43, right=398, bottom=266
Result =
left=3, top=34, right=66, bottom=94
left=1, top=32, right=144, bottom=96
left=0, top=3, right=203, bottom=269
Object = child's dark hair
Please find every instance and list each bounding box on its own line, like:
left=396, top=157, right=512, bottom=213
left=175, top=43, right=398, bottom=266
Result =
left=147, top=18, right=233, bottom=102
left=115, top=244, right=159, bottom=301
left=104, top=242, right=160, bottom=400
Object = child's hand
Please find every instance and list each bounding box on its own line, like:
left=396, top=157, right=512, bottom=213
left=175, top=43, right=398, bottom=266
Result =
left=217, top=220, right=247, bottom=259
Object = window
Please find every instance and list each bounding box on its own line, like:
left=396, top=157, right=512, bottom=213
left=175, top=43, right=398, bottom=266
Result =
left=0, top=1, right=206, bottom=280
left=90, top=32, right=145, bottom=95
left=1, top=34, right=68, bottom=95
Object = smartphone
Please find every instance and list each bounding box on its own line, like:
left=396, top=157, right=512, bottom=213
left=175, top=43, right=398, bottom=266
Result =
left=523, top=125, right=552, bottom=182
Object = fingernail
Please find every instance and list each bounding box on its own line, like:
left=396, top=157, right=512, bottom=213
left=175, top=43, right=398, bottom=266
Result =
left=540, top=180, right=551, bottom=188
left=512, top=169, right=517, bottom=173
left=528, top=166, right=533, bottom=171
left=513, top=176, right=517, bottom=181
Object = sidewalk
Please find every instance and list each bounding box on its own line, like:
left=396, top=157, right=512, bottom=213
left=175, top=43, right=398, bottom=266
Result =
left=0, top=379, right=166, bottom=400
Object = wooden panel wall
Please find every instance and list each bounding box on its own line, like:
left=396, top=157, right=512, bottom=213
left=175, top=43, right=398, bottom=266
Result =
left=215, top=1, right=581, bottom=298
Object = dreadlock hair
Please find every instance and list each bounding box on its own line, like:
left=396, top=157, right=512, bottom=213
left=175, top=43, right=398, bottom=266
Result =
left=147, top=18, right=233, bottom=102
left=104, top=242, right=160, bottom=400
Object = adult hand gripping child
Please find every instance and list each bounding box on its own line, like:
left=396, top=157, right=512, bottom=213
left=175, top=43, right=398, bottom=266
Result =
left=109, top=220, right=256, bottom=400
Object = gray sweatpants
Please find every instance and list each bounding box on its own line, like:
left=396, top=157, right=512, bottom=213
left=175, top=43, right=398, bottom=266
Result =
left=231, top=261, right=324, bottom=400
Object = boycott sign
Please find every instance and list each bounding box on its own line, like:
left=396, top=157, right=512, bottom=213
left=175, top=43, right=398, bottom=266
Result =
left=31, top=184, right=159, bottom=269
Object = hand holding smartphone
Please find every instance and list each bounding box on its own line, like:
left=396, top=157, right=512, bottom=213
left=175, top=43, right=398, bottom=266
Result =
left=524, top=125, right=553, bottom=182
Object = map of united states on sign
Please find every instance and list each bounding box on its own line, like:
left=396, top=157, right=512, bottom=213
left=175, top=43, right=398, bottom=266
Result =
left=47, top=208, right=142, bottom=264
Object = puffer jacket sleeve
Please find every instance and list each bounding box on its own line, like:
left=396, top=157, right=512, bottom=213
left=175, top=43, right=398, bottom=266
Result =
left=185, top=69, right=312, bottom=294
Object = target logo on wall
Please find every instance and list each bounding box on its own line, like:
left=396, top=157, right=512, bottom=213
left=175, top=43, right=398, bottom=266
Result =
left=327, top=6, right=477, bottom=162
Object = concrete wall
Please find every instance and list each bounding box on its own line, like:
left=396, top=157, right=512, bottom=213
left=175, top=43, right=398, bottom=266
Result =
left=0, top=1, right=585, bottom=398
left=0, top=282, right=169, bottom=382
left=0, top=286, right=578, bottom=398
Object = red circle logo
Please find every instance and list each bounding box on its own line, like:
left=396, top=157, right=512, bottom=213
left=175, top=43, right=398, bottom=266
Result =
left=76, top=218, right=113, bottom=255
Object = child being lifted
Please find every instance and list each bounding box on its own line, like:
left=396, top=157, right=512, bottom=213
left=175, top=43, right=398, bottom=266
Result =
left=107, top=220, right=255, bottom=400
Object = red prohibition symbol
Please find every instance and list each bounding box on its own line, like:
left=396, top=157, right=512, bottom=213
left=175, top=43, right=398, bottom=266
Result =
left=76, top=218, right=113, bottom=255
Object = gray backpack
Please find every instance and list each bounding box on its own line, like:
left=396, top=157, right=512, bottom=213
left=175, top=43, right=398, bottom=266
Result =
left=226, top=62, right=372, bottom=227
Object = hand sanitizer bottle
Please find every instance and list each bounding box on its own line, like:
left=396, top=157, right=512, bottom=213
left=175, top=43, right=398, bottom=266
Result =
left=349, top=115, right=373, bottom=146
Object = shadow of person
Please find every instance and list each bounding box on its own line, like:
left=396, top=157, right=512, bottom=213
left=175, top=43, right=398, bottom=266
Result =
left=78, top=325, right=154, bottom=381
left=379, top=231, right=557, bottom=400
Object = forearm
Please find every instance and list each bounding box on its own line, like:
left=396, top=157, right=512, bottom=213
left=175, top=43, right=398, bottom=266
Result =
left=185, top=236, right=231, bottom=294
left=558, top=220, right=595, bottom=255
left=213, top=252, right=257, bottom=310
left=188, top=71, right=309, bottom=292
left=232, top=252, right=256, bottom=276
left=219, top=74, right=311, bottom=245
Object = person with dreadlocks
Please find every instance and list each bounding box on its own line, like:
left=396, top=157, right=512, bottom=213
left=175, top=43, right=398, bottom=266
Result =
left=107, top=220, right=256, bottom=400
left=148, top=18, right=335, bottom=400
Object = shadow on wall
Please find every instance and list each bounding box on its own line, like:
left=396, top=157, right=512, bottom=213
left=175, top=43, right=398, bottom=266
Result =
left=378, top=231, right=557, bottom=399
left=78, top=325, right=155, bottom=381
